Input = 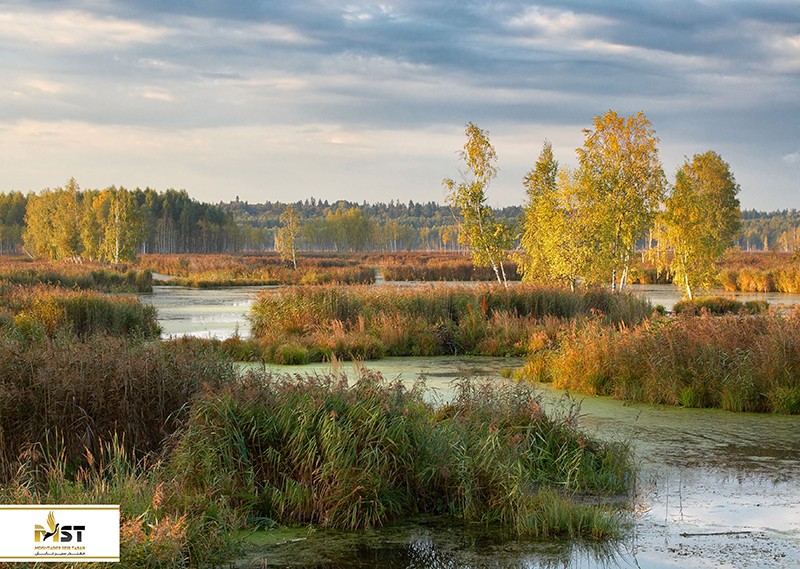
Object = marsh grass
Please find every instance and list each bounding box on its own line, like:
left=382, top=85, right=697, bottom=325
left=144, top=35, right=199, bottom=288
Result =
left=0, top=334, right=234, bottom=478
left=381, top=257, right=521, bottom=282
left=2, top=436, right=236, bottom=568
left=169, top=372, right=632, bottom=539
left=523, top=311, right=800, bottom=413
left=0, top=258, right=152, bottom=292
left=139, top=253, right=374, bottom=287
left=673, top=296, right=769, bottom=315
left=717, top=251, right=800, bottom=293
left=631, top=251, right=800, bottom=293
left=249, top=284, right=652, bottom=362
left=0, top=283, right=160, bottom=339
left=1, top=341, right=633, bottom=566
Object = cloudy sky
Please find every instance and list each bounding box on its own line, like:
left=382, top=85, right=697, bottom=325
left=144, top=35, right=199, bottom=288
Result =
left=1, top=1, right=798, bottom=210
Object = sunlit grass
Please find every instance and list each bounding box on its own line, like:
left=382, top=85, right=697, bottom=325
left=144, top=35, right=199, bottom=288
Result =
left=0, top=257, right=152, bottom=292
left=248, top=284, right=653, bottom=363
left=522, top=310, right=800, bottom=413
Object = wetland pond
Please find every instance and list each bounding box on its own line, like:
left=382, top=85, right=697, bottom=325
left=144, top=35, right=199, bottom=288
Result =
left=139, top=285, right=800, bottom=568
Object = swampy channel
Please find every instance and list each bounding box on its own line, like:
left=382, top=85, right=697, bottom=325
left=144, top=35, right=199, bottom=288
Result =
left=139, top=285, right=800, bottom=568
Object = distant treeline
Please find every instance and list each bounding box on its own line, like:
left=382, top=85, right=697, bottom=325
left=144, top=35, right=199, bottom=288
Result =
left=738, top=209, right=800, bottom=252
left=221, top=198, right=521, bottom=252
left=0, top=182, right=796, bottom=258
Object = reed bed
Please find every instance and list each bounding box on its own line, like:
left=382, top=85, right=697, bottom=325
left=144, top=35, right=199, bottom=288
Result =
left=2, top=434, right=238, bottom=568
left=0, top=283, right=160, bottom=339
left=0, top=257, right=152, bottom=292
left=249, top=284, right=653, bottom=362
left=170, top=372, right=632, bottom=539
left=0, top=333, right=239, bottom=567
left=0, top=334, right=235, bottom=478
left=0, top=330, right=638, bottom=562
left=717, top=267, right=800, bottom=293
left=381, top=257, right=521, bottom=282
left=523, top=311, right=800, bottom=413
left=631, top=251, right=800, bottom=292
left=139, top=253, right=374, bottom=287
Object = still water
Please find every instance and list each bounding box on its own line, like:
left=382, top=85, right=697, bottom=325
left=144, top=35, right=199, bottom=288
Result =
left=139, top=285, right=800, bottom=567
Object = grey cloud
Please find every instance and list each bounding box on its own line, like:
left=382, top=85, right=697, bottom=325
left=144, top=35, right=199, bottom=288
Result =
left=0, top=0, right=797, bottom=208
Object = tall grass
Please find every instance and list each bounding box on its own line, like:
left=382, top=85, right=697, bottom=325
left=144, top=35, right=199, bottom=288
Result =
left=0, top=335, right=234, bottom=478
left=139, top=253, right=374, bottom=287
left=248, top=284, right=653, bottom=362
left=2, top=437, right=236, bottom=568
left=0, top=283, right=160, bottom=339
left=523, top=311, right=800, bottom=413
left=0, top=329, right=634, bottom=565
left=169, top=372, right=632, bottom=539
left=0, top=258, right=152, bottom=292
left=381, top=257, right=521, bottom=281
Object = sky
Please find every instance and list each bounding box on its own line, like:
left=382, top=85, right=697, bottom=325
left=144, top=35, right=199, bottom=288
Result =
left=1, top=1, right=798, bottom=210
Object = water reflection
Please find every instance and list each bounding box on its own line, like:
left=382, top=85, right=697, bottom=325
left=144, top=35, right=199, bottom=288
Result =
left=239, top=520, right=630, bottom=569
left=626, top=283, right=800, bottom=312
left=139, top=285, right=275, bottom=339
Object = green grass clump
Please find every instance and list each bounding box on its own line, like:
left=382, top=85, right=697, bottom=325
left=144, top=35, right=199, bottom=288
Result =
left=523, top=311, right=800, bottom=413
left=673, top=296, right=769, bottom=315
left=249, top=284, right=652, bottom=363
left=169, top=372, right=632, bottom=539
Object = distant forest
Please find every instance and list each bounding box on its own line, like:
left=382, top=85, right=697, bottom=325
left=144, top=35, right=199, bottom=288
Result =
left=0, top=185, right=796, bottom=257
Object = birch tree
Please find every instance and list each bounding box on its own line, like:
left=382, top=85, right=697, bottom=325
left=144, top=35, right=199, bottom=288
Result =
left=663, top=150, right=741, bottom=299
left=577, top=111, right=666, bottom=291
left=276, top=204, right=301, bottom=269
left=443, top=122, right=514, bottom=287
left=519, top=141, right=595, bottom=290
